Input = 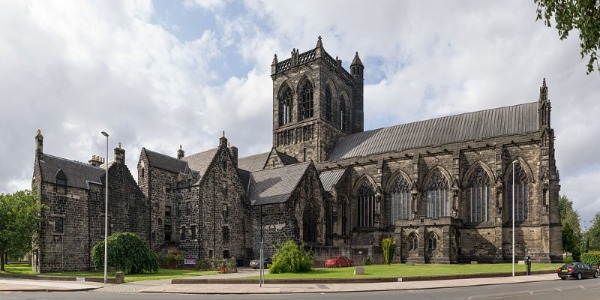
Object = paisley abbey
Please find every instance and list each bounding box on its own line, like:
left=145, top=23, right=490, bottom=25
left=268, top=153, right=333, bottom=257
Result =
left=32, top=37, right=562, bottom=272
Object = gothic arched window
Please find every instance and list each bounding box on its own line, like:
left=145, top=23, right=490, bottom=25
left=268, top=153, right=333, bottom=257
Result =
left=506, top=162, right=529, bottom=221
left=339, top=101, right=346, bottom=131
left=408, top=233, right=418, bottom=251
left=279, top=87, right=292, bottom=126
left=325, top=86, right=333, bottom=121
left=425, top=170, right=449, bottom=219
left=299, top=81, right=313, bottom=120
left=466, top=166, right=491, bottom=223
left=55, top=169, right=67, bottom=194
left=303, top=201, right=318, bottom=243
left=357, top=180, right=375, bottom=227
left=428, top=233, right=438, bottom=251
left=390, top=176, right=412, bottom=224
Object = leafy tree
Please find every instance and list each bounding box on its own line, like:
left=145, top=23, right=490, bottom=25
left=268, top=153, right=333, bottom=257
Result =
left=91, top=232, right=158, bottom=274
left=0, top=190, right=43, bottom=271
left=534, top=0, right=600, bottom=74
left=586, top=212, right=600, bottom=250
left=559, top=195, right=581, bottom=253
left=269, top=240, right=313, bottom=274
left=382, top=238, right=396, bottom=265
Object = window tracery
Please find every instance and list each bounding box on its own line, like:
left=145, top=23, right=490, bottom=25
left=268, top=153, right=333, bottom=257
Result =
left=299, top=81, right=313, bottom=120
left=466, top=166, right=491, bottom=223
left=425, top=170, right=449, bottom=219
left=390, top=176, right=412, bottom=224
left=506, top=162, right=529, bottom=221
left=357, top=180, right=375, bottom=227
left=279, top=87, right=292, bottom=126
left=408, top=233, right=418, bottom=251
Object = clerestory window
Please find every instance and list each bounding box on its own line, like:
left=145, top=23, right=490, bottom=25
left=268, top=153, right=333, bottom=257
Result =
left=425, top=171, right=450, bottom=219
left=390, top=176, right=412, bottom=224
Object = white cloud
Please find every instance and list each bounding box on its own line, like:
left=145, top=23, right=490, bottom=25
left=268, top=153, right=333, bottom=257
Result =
left=1, top=0, right=598, bottom=225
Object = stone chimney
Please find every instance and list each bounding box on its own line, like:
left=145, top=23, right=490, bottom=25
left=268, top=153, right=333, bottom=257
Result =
left=89, top=155, right=104, bottom=167
left=114, top=142, right=125, bottom=164
left=35, top=129, right=43, bottom=157
left=177, top=145, right=185, bottom=159
left=229, top=145, right=238, bottom=168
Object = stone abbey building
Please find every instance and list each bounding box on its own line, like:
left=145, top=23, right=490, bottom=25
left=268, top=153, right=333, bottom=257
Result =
left=32, top=37, right=562, bottom=272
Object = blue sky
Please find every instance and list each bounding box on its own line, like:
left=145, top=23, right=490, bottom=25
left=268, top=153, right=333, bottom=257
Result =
left=1, top=0, right=598, bottom=227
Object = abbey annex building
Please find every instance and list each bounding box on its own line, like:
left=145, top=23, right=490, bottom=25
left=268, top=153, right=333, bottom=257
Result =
left=32, top=38, right=562, bottom=272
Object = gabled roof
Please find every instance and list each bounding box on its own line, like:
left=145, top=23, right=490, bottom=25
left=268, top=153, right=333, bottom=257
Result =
left=38, top=154, right=104, bottom=189
left=328, top=102, right=539, bottom=161
left=319, top=169, right=346, bottom=192
left=277, top=151, right=299, bottom=165
left=238, top=152, right=269, bottom=172
left=142, top=148, right=187, bottom=173
left=182, top=148, right=219, bottom=178
left=248, top=162, right=311, bottom=206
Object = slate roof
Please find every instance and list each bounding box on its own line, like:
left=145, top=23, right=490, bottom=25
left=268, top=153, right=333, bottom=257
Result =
left=248, top=162, right=310, bottom=206
left=238, top=152, right=269, bottom=172
left=38, top=154, right=104, bottom=189
left=143, top=148, right=187, bottom=173
left=328, top=102, right=539, bottom=161
left=319, top=169, right=346, bottom=192
left=182, top=148, right=218, bottom=178
left=277, top=151, right=299, bottom=165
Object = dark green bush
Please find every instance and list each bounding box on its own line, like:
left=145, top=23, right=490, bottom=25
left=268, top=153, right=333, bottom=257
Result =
left=382, top=238, right=396, bottom=265
left=581, top=251, right=600, bottom=267
left=91, top=232, right=158, bottom=274
left=363, top=255, right=373, bottom=265
left=270, top=240, right=313, bottom=273
left=572, top=247, right=581, bottom=262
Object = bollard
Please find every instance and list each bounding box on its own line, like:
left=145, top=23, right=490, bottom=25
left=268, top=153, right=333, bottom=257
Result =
left=115, top=271, right=125, bottom=284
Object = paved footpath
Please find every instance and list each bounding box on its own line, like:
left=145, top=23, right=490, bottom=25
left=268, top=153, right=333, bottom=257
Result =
left=0, top=270, right=560, bottom=294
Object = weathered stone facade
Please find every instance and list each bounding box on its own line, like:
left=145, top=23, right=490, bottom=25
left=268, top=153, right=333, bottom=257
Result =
left=32, top=37, right=561, bottom=272
left=32, top=133, right=149, bottom=272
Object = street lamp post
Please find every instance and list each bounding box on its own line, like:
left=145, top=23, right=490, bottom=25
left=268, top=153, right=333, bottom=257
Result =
left=101, top=131, right=109, bottom=284
left=512, top=160, right=516, bottom=277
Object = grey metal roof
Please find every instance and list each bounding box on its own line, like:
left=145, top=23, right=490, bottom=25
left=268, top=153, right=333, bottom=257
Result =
left=248, top=162, right=310, bottom=206
left=143, top=148, right=188, bottom=173
left=328, top=102, right=539, bottom=161
left=319, top=169, right=346, bottom=192
left=238, top=152, right=269, bottom=172
left=38, top=154, right=104, bottom=189
left=182, top=148, right=218, bottom=178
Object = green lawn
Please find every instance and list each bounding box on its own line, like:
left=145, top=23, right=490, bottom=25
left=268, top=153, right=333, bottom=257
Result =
left=2, top=263, right=562, bottom=282
left=1, top=264, right=218, bottom=282
left=257, top=263, right=562, bottom=279
left=1, top=263, right=37, bottom=275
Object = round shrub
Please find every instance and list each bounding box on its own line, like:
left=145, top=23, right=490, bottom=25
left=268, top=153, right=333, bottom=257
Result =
left=269, top=240, right=313, bottom=274
left=91, top=232, right=159, bottom=274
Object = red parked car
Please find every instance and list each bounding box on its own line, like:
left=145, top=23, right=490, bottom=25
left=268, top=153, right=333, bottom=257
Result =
left=325, top=256, right=353, bottom=268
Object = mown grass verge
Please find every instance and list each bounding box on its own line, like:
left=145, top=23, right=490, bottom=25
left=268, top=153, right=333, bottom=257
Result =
left=254, top=263, right=562, bottom=279
left=1, top=264, right=218, bottom=282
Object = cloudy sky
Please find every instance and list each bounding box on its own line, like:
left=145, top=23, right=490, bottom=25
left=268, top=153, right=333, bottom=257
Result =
left=1, top=0, right=598, bottom=226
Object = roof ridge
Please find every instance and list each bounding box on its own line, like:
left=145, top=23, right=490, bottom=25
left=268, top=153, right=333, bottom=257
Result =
left=42, top=153, right=103, bottom=170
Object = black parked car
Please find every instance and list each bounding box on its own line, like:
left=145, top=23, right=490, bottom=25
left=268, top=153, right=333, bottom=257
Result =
left=557, top=262, right=598, bottom=280
left=249, top=257, right=272, bottom=269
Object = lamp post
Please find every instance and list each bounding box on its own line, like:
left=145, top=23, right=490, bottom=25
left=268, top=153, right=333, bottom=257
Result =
left=259, top=205, right=264, bottom=287
left=512, top=160, right=516, bottom=277
left=101, top=131, right=109, bottom=284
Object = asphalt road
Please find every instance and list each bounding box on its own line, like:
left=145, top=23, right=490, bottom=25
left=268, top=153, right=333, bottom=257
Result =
left=1, top=278, right=599, bottom=300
